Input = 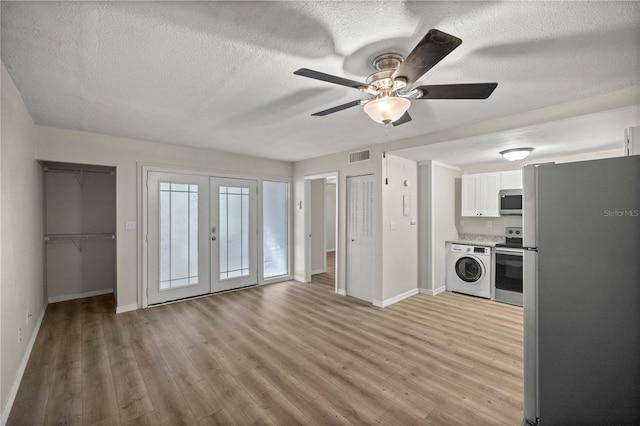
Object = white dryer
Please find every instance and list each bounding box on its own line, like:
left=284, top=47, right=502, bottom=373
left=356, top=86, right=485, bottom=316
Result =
left=445, top=244, right=491, bottom=299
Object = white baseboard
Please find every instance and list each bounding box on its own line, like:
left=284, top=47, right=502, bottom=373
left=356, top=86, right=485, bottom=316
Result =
left=1, top=302, right=47, bottom=426
left=116, top=303, right=138, bottom=314
left=310, top=268, right=326, bottom=275
left=48, top=288, right=113, bottom=304
left=293, top=275, right=307, bottom=283
left=337, top=288, right=346, bottom=296
left=373, top=288, right=419, bottom=308
left=419, top=286, right=446, bottom=296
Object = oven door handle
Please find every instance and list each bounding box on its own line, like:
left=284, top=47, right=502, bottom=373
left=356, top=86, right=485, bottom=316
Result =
left=495, top=248, right=524, bottom=256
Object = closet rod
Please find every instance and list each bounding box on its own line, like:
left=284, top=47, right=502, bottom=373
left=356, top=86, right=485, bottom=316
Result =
left=44, top=233, right=116, bottom=242
left=43, top=167, right=114, bottom=175
left=44, top=233, right=114, bottom=252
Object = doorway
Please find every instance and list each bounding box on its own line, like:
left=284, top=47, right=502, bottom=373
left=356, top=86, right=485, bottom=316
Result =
left=146, top=171, right=258, bottom=305
left=304, top=172, right=338, bottom=293
left=43, top=161, right=116, bottom=303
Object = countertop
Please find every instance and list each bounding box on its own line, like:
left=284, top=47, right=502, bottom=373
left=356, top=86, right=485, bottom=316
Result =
left=445, top=234, right=505, bottom=248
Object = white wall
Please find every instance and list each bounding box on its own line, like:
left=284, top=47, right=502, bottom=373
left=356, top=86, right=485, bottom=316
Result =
left=309, top=178, right=325, bottom=274
left=432, top=164, right=461, bottom=290
left=417, top=162, right=460, bottom=292
left=1, top=64, right=45, bottom=420
left=293, top=149, right=419, bottom=305
left=293, top=146, right=383, bottom=300
left=325, top=182, right=336, bottom=251
left=34, top=125, right=292, bottom=311
left=417, top=165, right=429, bottom=291
left=381, top=155, right=418, bottom=301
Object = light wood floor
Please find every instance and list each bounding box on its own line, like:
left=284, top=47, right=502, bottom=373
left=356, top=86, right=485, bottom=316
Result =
left=8, top=277, right=523, bottom=425
left=311, top=251, right=335, bottom=288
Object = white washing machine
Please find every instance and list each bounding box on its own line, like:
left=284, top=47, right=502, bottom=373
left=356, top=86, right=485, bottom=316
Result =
left=445, top=244, right=491, bottom=299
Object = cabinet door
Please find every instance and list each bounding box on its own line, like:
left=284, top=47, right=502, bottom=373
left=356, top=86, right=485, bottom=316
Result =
left=501, top=170, right=523, bottom=189
left=461, top=175, right=479, bottom=216
left=480, top=172, right=501, bottom=217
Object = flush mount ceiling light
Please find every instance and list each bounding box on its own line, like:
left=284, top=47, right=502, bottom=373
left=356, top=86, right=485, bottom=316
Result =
left=500, top=148, right=534, bottom=161
left=363, top=95, right=411, bottom=124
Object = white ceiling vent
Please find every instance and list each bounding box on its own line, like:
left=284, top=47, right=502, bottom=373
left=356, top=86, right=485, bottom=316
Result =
left=349, top=149, right=371, bottom=164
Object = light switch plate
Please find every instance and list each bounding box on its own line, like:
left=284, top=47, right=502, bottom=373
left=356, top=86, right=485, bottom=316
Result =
left=125, top=221, right=136, bottom=230
left=403, top=195, right=411, bottom=216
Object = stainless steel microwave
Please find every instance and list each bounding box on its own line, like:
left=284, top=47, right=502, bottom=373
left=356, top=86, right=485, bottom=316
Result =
left=499, top=189, right=523, bottom=215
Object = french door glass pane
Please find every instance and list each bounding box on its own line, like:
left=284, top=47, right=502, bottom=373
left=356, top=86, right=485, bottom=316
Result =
left=263, top=181, right=288, bottom=278
left=160, top=183, right=199, bottom=289
left=219, top=186, right=250, bottom=280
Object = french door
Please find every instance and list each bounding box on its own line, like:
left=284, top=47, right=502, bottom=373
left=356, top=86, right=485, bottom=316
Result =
left=147, top=172, right=257, bottom=305
left=210, top=177, right=257, bottom=292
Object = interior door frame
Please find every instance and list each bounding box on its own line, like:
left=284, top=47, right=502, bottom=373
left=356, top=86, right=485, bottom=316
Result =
left=140, top=164, right=268, bottom=308
left=304, top=171, right=339, bottom=294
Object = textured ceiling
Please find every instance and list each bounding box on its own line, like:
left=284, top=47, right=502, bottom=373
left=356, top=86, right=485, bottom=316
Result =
left=2, top=1, right=639, bottom=162
left=391, top=105, right=640, bottom=168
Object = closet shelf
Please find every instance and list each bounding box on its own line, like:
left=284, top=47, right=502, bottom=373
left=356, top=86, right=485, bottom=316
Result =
left=44, top=233, right=115, bottom=242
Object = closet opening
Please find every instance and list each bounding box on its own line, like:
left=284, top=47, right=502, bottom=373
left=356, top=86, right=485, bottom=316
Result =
left=42, top=161, right=117, bottom=307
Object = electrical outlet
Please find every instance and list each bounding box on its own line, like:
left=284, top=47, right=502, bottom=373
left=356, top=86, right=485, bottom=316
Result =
left=487, top=221, right=493, bottom=228
left=18, top=327, right=22, bottom=343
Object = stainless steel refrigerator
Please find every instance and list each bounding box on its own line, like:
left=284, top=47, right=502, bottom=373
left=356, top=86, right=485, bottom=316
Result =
left=522, top=156, right=640, bottom=425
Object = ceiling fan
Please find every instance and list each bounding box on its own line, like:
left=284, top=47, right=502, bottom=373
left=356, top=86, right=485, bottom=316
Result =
left=294, top=29, right=498, bottom=126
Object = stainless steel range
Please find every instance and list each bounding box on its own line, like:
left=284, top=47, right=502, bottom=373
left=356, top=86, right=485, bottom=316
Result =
left=494, top=227, right=524, bottom=306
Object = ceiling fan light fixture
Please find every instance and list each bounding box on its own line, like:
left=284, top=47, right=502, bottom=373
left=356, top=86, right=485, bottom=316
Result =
left=363, top=96, right=410, bottom=124
left=500, top=148, right=534, bottom=161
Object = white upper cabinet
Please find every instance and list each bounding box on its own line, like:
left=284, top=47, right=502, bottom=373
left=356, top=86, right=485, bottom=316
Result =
left=501, top=170, right=523, bottom=190
left=461, top=172, right=501, bottom=217
left=461, top=175, right=479, bottom=217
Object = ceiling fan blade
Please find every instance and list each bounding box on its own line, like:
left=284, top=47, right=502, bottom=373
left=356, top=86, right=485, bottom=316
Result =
left=416, top=83, right=498, bottom=99
left=311, top=100, right=362, bottom=116
left=392, top=111, right=412, bottom=126
left=392, top=29, right=462, bottom=85
left=294, top=68, right=367, bottom=90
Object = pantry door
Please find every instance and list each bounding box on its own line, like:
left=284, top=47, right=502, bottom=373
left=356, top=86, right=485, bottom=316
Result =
left=210, top=177, right=258, bottom=292
left=147, top=172, right=211, bottom=305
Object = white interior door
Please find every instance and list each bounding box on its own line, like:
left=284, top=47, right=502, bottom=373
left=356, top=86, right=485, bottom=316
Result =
left=147, top=172, right=210, bottom=304
left=346, top=174, right=375, bottom=303
left=210, top=177, right=258, bottom=292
